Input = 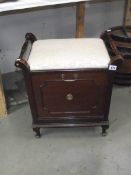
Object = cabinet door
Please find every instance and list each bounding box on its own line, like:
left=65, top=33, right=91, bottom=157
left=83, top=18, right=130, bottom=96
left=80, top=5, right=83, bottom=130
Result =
left=32, top=72, right=108, bottom=119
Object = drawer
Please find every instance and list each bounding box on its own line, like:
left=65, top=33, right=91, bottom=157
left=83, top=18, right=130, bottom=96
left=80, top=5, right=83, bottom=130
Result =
left=31, top=71, right=109, bottom=119
left=31, top=70, right=110, bottom=85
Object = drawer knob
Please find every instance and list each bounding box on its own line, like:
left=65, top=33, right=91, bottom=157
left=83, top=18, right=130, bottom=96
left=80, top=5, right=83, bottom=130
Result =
left=61, top=73, right=65, bottom=80
left=66, top=93, right=73, bottom=101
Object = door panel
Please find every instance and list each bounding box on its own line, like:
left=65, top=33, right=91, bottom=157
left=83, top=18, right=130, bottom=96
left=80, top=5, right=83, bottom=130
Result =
left=32, top=73, right=108, bottom=118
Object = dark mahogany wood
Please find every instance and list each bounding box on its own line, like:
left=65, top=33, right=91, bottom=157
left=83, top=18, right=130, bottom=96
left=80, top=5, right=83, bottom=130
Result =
left=33, top=127, right=41, bottom=138
left=101, top=26, right=131, bottom=86
left=15, top=33, right=123, bottom=137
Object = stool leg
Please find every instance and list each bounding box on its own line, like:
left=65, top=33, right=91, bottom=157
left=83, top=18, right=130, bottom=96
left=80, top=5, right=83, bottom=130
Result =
left=102, top=125, right=109, bottom=136
left=33, top=127, right=41, bottom=138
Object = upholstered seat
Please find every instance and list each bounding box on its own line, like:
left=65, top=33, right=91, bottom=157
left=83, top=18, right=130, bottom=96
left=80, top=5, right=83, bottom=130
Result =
left=28, top=38, right=110, bottom=71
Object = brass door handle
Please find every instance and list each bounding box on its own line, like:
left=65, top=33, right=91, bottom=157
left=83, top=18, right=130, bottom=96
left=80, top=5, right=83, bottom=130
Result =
left=66, top=93, right=73, bottom=101
left=61, top=73, right=78, bottom=81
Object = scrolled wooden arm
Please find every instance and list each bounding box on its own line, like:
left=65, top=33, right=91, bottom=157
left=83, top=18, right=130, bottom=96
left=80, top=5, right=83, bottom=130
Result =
left=15, top=58, right=30, bottom=72
left=15, top=33, right=37, bottom=72
left=107, top=30, right=124, bottom=66
left=25, top=33, right=37, bottom=43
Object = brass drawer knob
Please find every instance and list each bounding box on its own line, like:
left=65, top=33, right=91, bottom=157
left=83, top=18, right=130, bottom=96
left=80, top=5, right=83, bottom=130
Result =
left=66, top=93, right=73, bottom=101
left=61, top=73, right=65, bottom=80
left=74, top=73, right=78, bottom=79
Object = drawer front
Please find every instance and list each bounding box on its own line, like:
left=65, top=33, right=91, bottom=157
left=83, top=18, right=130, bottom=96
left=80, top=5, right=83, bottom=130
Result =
left=31, top=71, right=110, bottom=119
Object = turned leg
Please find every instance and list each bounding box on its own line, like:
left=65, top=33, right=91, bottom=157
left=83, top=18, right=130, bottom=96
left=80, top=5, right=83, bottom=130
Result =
left=102, top=125, right=109, bottom=136
left=33, top=127, right=41, bottom=138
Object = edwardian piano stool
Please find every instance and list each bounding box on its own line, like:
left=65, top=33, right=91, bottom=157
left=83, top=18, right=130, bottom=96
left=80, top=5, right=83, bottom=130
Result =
left=15, top=33, right=123, bottom=137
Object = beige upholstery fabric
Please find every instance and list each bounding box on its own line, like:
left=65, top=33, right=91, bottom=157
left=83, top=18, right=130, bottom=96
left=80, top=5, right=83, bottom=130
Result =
left=28, top=38, right=110, bottom=71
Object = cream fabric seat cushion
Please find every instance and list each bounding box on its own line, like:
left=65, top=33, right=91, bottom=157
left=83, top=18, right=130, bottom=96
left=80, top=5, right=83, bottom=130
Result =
left=28, top=38, right=110, bottom=71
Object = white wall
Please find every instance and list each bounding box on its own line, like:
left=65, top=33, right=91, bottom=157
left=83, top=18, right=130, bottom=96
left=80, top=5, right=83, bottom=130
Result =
left=0, top=0, right=124, bottom=73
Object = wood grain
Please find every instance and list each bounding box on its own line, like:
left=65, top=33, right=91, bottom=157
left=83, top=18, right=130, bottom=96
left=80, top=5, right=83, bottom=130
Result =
left=124, top=0, right=131, bottom=26
left=76, top=2, right=86, bottom=38
left=0, top=73, right=7, bottom=117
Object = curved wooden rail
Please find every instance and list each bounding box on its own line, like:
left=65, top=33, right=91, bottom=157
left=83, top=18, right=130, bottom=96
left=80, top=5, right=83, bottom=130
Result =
left=106, top=30, right=124, bottom=66
left=15, top=33, right=37, bottom=72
